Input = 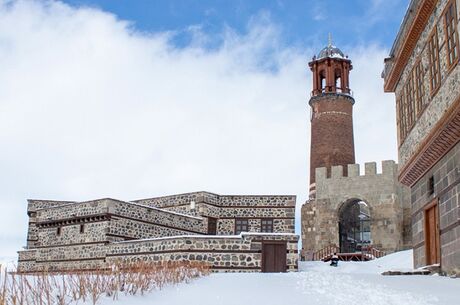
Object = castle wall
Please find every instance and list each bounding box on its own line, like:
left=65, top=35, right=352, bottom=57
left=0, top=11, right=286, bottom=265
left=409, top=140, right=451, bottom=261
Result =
left=301, top=161, right=411, bottom=259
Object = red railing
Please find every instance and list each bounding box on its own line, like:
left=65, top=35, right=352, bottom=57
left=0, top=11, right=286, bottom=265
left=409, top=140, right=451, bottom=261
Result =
left=362, top=246, right=386, bottom=259
left=313, top=245, right=386, bottom=261
left=313, top=245, right=340, bottom=261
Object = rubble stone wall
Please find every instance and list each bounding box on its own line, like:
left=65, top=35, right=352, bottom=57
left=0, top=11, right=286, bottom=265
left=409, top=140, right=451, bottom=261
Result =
left=18, top=234, right=299, bottom=273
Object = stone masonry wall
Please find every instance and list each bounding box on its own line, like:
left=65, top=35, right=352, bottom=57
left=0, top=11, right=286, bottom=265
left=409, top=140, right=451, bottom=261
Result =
left=394, top=0, right=460, bottom=166
left=410, top=141, right=460, bottom=275
left=18, top=234, right=299, bottom=273
left=19, top=192, right=298, bottom=273
left=301, top=161, right=411, bottom=259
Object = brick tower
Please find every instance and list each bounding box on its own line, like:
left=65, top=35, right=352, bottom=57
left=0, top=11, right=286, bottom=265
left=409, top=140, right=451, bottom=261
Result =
left=308, top=40, right=355, bottom=198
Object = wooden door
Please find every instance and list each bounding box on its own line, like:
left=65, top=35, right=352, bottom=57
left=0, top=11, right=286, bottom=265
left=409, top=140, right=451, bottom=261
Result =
left=424, top=201, right=440, bottom=265
left=207, top=217, right=217, bottom=235
left=262, top=242, right=287, bottom=273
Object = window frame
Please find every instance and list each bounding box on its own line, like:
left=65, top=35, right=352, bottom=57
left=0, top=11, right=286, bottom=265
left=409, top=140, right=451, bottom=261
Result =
left=444, top=0, right=460, bottom=70
left=427, top=27, right=441, bottom=96
left=261, top=218, right=274, bottom=233
left=235, top=218, right=249, bottom=235
left=414, top=59, right=425, bottom=117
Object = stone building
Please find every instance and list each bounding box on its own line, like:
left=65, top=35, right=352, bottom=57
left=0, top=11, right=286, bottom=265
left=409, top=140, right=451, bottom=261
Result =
left=383, top=0, right=460, bottom=275
left=301, top=42, right=411, bottom=260
left=18, top=192, right=298, bottom=273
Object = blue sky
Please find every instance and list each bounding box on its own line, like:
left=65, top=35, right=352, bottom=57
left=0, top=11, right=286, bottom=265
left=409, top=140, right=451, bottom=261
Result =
left=0, top=0, right=407, bottom=256
left=62, top=0, right=408, bottom=52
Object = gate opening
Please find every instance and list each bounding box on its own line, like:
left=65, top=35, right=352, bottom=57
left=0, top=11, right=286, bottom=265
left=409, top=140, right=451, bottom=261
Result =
left=339, top=200, right=371, bottom=253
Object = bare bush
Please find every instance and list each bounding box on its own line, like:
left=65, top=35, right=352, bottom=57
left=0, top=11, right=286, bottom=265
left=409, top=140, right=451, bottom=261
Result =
left=0, top=261, right=210, bottom=305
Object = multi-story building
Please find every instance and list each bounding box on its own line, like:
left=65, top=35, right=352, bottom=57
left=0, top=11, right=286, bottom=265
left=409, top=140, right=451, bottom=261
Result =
left=18, top=192, right=298, bottom=273
left=383, top=0, right=460, bottom=275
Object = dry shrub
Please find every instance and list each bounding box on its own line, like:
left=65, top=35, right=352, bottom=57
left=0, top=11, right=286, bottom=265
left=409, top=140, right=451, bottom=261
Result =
left=0, top=260, right=210, bottom=305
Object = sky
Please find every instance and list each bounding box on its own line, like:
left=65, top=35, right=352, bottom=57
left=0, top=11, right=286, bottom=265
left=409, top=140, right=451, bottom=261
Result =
left=0, top=0, right=408, bottom=257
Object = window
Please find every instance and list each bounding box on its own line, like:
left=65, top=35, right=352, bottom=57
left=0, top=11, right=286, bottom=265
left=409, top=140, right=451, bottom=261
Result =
left=414, top=60, right=425, bottom=115
left=428, top=28, right=441, bottom=93
left=445, top=0, right=459, bottom=68
left=56, top=227, right=62, bottom=236
left=405, top=74, right=416, bottom=129
left=397, top=94, right=407, bottom=141
left=235, top=219, right=248, bottom=234
left=80, top=224, right=85, bottom=234
left=261, top=219, right=273, bottom=233
left=428, top=176, right=435, bottom=196
left=207, top=217, right=217, bottom=235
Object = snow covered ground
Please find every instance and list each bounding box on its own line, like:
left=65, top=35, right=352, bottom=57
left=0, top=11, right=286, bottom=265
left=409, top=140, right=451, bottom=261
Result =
left=91, top=250, right=459, bottom=305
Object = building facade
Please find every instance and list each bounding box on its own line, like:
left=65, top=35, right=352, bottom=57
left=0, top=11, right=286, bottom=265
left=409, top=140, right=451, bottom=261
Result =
left=18, top=192, right=298, bottom=273
left=383, top=0, right=460, bottom=275
left=302, top=43, right=411, bottom=260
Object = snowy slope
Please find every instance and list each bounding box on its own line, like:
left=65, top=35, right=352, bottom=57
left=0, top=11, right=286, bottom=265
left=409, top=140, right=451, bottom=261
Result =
left=91, top=250, right=460, bottom=305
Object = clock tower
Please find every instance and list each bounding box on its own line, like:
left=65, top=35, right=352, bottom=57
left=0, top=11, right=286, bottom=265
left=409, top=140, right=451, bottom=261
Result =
left=308, top=40, right=355, bottom=198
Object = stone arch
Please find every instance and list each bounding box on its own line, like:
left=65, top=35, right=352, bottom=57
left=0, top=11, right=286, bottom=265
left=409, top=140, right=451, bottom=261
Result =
left=334, top=68, right=342, bottom=92
left=319, top=70, right=326, bottom=91
left=337, top=198, right=372, bottom=253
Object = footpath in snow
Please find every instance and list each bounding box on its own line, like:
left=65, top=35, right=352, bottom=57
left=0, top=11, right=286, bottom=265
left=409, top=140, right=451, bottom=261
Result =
left=92, top=250, right=459, bottom=305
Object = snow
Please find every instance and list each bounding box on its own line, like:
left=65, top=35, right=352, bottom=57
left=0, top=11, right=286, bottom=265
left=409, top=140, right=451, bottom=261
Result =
left=90, top=250, right=460, bottom=305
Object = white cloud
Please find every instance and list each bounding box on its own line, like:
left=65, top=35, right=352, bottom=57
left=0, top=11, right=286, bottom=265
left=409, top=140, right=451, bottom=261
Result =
left=0, top=0, right=397, bottom=256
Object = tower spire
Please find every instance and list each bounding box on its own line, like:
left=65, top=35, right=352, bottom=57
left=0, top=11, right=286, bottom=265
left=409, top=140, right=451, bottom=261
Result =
left=328, top=33, right=332, bottom=47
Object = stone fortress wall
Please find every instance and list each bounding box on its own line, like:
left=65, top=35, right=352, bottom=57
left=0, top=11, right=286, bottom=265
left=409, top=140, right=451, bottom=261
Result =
left=18, top=192, right=298, bottom=273
left=301, top=160, right=411, bottom=259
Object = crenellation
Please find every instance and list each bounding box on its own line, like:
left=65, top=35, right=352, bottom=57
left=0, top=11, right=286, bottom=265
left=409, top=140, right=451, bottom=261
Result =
left=347, top=164, right=360, bottom=177
left=365, top=162, right=377, bottom=175
left=315, top=161, right=400, bottom=183
left=331, top=165, right=343, bottom=178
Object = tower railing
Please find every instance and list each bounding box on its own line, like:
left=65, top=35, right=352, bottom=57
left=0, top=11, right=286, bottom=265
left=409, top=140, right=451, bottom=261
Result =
left=310, top=89, right=354, bottom=97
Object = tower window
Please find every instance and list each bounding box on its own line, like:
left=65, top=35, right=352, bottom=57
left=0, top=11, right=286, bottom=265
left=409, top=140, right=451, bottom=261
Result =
left=56, top=227, right=62, bottom=236
left=444, top=0, right=459, bottom=68
left=80, top=224, right=85, bottom=234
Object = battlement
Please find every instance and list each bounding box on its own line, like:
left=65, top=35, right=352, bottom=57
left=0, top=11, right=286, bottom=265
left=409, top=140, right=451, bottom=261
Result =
left=315, top=160, right=398, bottom=182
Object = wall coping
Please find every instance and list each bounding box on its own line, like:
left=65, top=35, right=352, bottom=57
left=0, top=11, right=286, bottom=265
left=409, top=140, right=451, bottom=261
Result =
left=113, top=232, right=299, bottom=244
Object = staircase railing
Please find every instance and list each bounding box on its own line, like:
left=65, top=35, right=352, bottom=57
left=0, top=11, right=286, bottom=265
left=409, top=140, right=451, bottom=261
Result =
left=313, top=245, right=386, bottom=261
left=313, top=245, right=340, bottom=261
left=362, top=246, right=386, bottom=259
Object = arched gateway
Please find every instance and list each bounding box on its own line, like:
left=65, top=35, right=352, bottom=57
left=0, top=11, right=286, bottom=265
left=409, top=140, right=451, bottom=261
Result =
left=338, top=199, right=371, bottom=253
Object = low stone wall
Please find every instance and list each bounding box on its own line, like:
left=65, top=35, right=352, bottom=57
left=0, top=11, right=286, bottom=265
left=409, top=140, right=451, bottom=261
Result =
left=18, top=234, right=299, bottom=273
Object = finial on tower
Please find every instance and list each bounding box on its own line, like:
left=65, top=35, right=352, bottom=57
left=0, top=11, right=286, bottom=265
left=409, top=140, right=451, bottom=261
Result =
left=328, top=33, right=332, bottom=47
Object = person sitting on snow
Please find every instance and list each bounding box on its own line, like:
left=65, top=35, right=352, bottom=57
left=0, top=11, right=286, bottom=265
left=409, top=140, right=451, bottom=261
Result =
left=330, top=253, right=339, bottom=267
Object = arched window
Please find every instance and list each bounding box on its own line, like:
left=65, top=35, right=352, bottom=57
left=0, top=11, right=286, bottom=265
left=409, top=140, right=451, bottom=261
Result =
left=335, top=69, right=342, bottom=92
left=319, top=70, right=326, bottom=92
